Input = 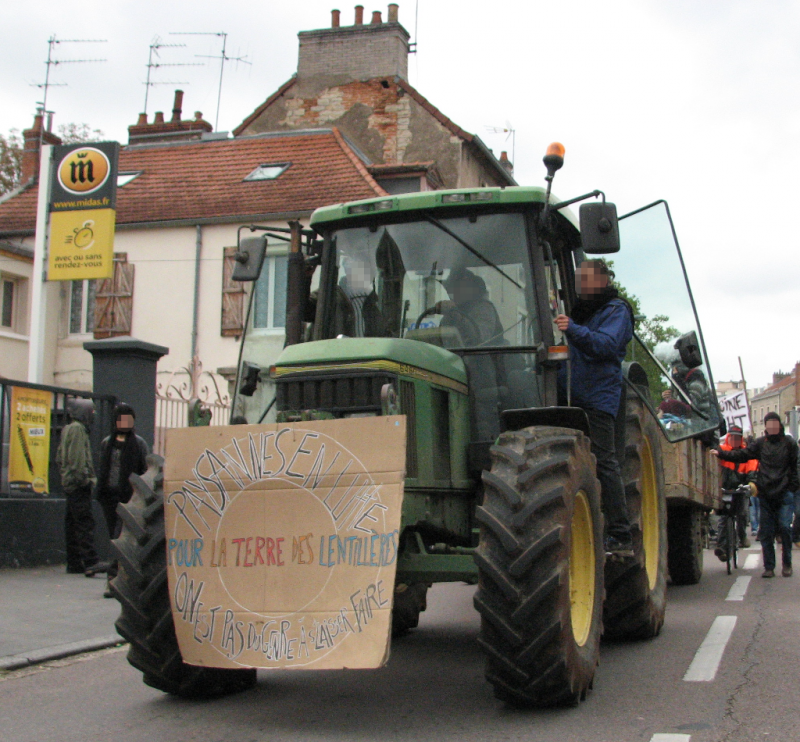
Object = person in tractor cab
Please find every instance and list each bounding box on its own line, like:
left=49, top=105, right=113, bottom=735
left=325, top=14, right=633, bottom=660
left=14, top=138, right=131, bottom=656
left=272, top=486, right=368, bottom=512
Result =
left=555, top=260, right=635, bottom=558
left=714, top=424, right=757, bottom=562
left=437, top=267, right=504, bottom=347
left=333, top=251, right=386, bottom=337
left=712, top=412, right=798, bottom=578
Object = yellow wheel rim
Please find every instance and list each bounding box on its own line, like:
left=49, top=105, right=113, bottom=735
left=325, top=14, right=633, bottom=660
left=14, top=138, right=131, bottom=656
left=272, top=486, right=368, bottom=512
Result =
left=641, top=436, right=659, bottom=590
left=570, top=490, right=596, bottom=647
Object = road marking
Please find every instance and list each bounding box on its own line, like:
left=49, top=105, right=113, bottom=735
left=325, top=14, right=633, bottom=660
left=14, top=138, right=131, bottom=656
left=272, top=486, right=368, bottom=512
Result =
left=650, top=735, right=691, bottom=742
left=684, top=615, right=737, bottom=681
left=743, top=553, right=760, bottom=570
left=726, top=576, right=751, bottom=601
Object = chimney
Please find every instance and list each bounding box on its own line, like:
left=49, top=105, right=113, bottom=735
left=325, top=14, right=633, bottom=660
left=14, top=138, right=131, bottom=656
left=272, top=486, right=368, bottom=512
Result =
left=154, top=111, right=165, bottom=124
left=171, top=90, right=184, bottom=122
left=499, top=151, right=514, bottom=175
left=371, top=10, right=382, bottom=23
left=355, top=4, right=364, bottom=24
left=387, top=3, right=398, bottom=22
left=332, top=8, right=341, bottom=27
left=136, top=113, right=148, bottom=125
left=20, top=110, right=62, bottom=184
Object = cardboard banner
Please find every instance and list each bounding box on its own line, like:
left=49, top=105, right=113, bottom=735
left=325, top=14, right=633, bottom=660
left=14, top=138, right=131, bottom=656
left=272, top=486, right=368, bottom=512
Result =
left=164, top=416, right=406, bottom=671
left=8, top=386, right=53, bottom=495
left=47, top=208, right=115, bottom=280
left=719, top=390, right=751, bottom=433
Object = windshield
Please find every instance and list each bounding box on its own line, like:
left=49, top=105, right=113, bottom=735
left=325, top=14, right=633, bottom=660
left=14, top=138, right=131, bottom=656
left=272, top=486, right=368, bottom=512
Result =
left=319, top=213, right=537, bottom=348
left=616, top=201, right=721, bottom=442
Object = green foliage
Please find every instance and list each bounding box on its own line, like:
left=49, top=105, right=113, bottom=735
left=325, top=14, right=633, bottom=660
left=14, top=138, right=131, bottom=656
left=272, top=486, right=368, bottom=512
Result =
left=56, top=123, right=104, bottom=144
left=0, top=129, right=23, bottom=196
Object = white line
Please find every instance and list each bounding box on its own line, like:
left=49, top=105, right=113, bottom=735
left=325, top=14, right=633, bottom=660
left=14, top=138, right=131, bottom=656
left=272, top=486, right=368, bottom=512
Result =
left=726, top=576, right=752, bottom=601
left=650, top=735, right=691, bottom=742
left=684, top=615, right=737, bottom=681
left=743, top=553, right=761, bottom=570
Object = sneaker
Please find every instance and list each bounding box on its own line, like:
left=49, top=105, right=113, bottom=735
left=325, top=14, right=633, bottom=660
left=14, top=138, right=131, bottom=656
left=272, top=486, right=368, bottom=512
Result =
left=782, top=565, right=793, bottom=577
left=762, top=569, right=775, bottom=578
left=605, top=536, right=634, bottom=559
left=739, top=537, right=751, bottom=548
left=714, top=547, right=729, bottom=563
left=84, top=561, right=112, bottom=578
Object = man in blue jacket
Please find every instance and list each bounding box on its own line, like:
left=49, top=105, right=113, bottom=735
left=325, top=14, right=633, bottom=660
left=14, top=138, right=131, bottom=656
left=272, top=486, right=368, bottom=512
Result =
left=556, top=260, right=634, bottom=557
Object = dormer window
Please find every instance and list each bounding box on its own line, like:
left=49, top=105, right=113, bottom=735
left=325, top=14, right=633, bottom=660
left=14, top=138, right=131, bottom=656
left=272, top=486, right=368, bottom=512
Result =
left=244, top=163, right=290, bottom=182
left=117, top=172, right=142, bottom=187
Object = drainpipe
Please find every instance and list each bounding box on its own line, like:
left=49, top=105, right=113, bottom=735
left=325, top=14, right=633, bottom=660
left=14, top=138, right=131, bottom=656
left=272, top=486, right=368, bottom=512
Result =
left=191, top=224, right=202, bottom=375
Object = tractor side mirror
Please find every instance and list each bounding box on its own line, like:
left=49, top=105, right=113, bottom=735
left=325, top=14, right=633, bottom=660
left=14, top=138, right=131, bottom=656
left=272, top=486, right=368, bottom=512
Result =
left=238, top=362, right=261, bottom=397
left=579, top=202, right=620, bottom=254
left=232, top=236, right=267, bottom=281
left=674, top=331, right=703, bottom=369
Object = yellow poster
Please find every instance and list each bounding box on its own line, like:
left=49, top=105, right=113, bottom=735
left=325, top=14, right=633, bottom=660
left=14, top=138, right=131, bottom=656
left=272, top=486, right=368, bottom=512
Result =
left=8, top=387, right=53, bottom=495
left=47, top=208, right=115, bottom=281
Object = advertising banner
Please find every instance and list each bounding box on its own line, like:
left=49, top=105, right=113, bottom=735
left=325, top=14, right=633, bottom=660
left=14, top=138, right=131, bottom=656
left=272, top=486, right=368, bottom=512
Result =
left=719, top=390, right=751, bottom=433
left=47, top=142, right=119, bottom=281
left=8, top=386, right=53, bottom=495
left=164, top=416, right=406, bottom=671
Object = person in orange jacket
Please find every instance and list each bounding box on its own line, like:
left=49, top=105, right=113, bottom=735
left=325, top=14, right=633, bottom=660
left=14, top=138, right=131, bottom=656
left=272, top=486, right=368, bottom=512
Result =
left=714, top=424, right=758, bottom=561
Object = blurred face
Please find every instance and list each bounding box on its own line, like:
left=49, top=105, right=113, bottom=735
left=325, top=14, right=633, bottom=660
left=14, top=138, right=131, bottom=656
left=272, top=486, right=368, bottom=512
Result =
left=576, top=262, right=608, bottom=299
left=116, top=414, right=134, bottom=433
left=342, top=255, right=373, bottom=292
left=729, top=433, right=743, bottom=447
left=765, top=419, right=781, bottom=435
left=450, top=280, right=479, bottom=305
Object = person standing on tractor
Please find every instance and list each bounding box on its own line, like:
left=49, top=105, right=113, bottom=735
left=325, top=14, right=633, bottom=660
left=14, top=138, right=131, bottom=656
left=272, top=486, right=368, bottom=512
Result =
left=555, top=259, right=635, bottom=558
left=712, top=411, right=798, bottom=577
left=714, top=424, right=757, bottom=562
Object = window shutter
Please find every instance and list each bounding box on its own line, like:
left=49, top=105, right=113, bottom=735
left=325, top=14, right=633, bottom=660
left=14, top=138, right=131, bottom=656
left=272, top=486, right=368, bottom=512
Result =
left=221, top=247, right=246, bottom=337
left=94, top=253, right=134, bottom=339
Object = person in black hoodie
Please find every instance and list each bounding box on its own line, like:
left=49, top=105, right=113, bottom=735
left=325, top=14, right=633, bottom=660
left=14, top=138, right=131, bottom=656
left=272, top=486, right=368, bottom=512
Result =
left=96, top=403, right=149, bottom=596
left=712, top=411, right=798, bottom=577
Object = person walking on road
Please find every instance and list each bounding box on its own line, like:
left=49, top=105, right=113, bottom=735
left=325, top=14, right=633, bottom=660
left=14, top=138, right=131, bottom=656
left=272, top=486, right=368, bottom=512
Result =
left=714, top=424, right=757, bottom=562
left=56, top=398, right=108, bottom=577
left=555, top=259, right=635, bottom=558
left=95, top=402, right=149, bottom=598
left=712, top=411, right=797, bottom=578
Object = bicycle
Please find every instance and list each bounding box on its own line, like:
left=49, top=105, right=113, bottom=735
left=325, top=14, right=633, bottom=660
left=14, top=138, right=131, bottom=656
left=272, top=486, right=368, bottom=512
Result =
left=719, top=485, right=750, bottom=575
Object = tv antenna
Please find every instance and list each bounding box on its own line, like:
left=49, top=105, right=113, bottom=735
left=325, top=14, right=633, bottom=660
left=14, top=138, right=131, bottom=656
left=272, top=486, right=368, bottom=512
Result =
left=170, top=32, right=250, bottom=130
left=31, top=35, right=107, bottom=144
left=486, top=122, right=516, bottom=164
left=143, top=36, right=203, bottom=115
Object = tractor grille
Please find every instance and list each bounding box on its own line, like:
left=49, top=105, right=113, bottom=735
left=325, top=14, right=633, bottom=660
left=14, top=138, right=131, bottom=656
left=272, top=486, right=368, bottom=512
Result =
left=276, top=371, right=395, bottom=415
left=400, top=380, right=418, bottom=478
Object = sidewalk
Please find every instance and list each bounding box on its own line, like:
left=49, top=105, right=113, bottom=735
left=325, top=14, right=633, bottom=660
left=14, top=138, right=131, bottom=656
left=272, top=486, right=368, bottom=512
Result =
left=0, top=564, right=123, bottom=670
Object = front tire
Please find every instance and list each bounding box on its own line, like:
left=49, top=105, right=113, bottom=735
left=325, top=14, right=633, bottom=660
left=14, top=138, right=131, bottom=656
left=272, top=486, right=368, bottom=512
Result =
left=111, top=455, right=257, bottom=697
left=603, top=393, right=668, bottom=640
left=474, top=427, right=604, bottom=708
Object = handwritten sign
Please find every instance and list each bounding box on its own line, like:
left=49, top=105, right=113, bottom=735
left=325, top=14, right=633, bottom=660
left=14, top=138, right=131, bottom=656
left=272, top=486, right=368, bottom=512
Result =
left=719, top=390, right=751, bottom=433
left=164, top=416, right=406, bottom=671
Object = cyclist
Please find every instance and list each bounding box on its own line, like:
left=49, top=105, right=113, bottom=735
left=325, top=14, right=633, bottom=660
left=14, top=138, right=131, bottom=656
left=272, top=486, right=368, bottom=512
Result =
left=714, top=424, right=757, bottom=562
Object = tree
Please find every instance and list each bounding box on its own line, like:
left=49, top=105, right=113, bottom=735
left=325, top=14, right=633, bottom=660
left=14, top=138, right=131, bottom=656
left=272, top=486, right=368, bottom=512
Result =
left=57, top=123, right=104, bottom=144
left=0, top=130, right=23, bottom=196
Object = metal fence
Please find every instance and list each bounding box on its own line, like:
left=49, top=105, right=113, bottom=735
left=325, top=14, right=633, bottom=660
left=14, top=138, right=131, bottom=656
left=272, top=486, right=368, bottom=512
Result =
left=154, top=366, right=231, bottom=456
left=0, top=379, right=116, bottom=498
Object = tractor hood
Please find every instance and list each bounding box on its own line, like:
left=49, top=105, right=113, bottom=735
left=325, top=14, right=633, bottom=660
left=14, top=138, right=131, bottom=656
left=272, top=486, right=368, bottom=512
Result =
left=272, top=337, right=468, bottom=390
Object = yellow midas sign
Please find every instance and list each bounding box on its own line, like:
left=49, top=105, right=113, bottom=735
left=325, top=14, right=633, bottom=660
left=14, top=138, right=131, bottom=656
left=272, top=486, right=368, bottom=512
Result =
left=8, top=387, right=53, bottom=495
left=48, top=208, right=115, bottom=280
left=164, top=416, right=406, bottom=671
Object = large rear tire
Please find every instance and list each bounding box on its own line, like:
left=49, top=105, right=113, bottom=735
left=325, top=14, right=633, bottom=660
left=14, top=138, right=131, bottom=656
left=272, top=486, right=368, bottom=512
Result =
left=111, top=455, right=257, bottom=697
left=474, top=427, right=604, bottom=708
left=667, top=505, right=704, bottom=585
left=603, top=393, right=668, bottom=640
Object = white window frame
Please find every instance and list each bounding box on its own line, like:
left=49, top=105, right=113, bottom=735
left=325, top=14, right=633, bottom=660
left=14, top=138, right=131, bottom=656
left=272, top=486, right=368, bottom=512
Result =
left=251, top=250, right=289, bottom=334
left=69, top=279, right=96, bottom=335
left=0, top=273, right=28, bottom=337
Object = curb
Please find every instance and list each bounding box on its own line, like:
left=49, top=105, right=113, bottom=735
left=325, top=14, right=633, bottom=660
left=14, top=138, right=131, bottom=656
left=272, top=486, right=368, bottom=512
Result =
left=0, top=635, right=125, bottom=672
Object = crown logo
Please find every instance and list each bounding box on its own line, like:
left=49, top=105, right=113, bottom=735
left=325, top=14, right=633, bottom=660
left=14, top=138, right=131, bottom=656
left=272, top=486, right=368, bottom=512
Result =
left=77, top=152, right=88, bottom=159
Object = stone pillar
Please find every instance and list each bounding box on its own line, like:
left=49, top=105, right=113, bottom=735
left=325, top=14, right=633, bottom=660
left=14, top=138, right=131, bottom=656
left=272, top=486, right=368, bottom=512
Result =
left=84, top=336, right=169, bottom=451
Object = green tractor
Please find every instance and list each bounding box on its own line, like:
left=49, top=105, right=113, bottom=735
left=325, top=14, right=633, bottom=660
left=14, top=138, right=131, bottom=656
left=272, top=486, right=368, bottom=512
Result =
left=113, top=146, right=723, bottom=707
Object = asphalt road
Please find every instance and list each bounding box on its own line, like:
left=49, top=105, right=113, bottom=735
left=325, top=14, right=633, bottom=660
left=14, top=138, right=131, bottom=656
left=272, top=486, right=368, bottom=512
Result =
left=1, top=547, right=798, bottom=742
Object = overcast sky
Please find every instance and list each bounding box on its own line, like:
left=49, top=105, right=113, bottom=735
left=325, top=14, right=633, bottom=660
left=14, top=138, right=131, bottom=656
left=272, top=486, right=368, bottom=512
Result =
left=4, top=0, right=799, bottom=390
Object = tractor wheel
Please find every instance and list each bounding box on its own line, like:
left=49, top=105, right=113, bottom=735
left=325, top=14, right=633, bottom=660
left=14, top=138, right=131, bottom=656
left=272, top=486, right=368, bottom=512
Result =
left=603, top=393, right=668, bottom=640
left=392, top=582, right=429, bottom=637
left=111, top=455, right=257, bottom=697
left=474, top=427, right=604, bottom=708
left=667, top=505, right=705, bottom=585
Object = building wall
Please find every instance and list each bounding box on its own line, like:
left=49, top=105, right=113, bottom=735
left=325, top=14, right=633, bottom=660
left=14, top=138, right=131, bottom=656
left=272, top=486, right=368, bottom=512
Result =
left=0, top=250, right=32, bottom=380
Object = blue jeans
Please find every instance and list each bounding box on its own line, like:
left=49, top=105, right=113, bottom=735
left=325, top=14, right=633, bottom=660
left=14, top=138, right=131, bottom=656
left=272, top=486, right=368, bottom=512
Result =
left=750, top=496, right=760, bottom=532
left=758, top=492, right=794, bottom=571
